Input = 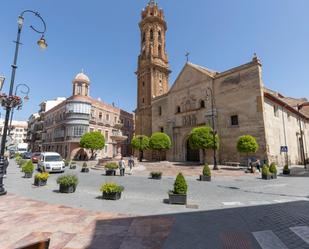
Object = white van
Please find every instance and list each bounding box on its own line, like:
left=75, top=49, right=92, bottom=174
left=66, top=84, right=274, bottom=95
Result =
left=38, top=152, right=65, bottom=173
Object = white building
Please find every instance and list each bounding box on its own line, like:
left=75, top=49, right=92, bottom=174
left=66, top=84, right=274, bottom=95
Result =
left=0, top=119, right=28, bottom=147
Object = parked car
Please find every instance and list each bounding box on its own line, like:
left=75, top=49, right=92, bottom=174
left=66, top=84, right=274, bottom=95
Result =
left=31, top=152, right=41, bottom=163
left=37, top=152, right=65, bottom=173
left=22, top=152, right=32, bottom=159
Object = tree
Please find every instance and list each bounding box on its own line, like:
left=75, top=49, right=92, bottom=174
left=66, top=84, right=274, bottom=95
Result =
left=80, top=131, right=105, bottom=159
left=131, top=135, right=150, bottom=162
left=149, top=132, right=172, bottom=161
left=188, top=126, right=219, bottom=163
left=237, top=135, right=259, bottom=169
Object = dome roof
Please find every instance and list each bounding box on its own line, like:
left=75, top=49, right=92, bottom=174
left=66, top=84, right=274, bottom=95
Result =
left=74, top=72, right=90, bottom=83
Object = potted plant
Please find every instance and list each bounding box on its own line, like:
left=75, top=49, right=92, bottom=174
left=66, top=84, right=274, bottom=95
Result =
left=57, top=174, right=78, bottom=193
left=150, top=171, right=162, bottom=180
left=18, top=159, right=27, bottom=168
left=81, top=162, right=89, bottom=173
left=261, top=165, right=271, bottom=180
left=168, top=173, right=188, bottom=205
left=269, top=162, right=277, bottom=179
left=100, top=182, right=124, bottom=200
left=34, top=172, right=49, bottom=186
left=200, top=164, right=211, bottom=181
left=105, top=162, right=118, bottom=176
left=283, top=165, right=290, bottom=175
left=64, top=159, right=71, bottom=167
left=22, top=161, right=34, bottom=178
left=70, top=161, right=77, bottom=169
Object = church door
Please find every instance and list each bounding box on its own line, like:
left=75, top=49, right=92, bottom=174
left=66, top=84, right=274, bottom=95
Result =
left=186, top=140, right=200, bottom=162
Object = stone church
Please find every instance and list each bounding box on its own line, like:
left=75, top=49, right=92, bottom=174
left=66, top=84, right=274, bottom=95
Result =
left=135, top=0, right=309, bottom=166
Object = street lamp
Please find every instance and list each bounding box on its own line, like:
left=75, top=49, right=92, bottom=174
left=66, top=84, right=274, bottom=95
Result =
left=9, top=83, right=31, bottom=136
left=206, top=87, right=218, bottom=170
left=0, top=10, right=47, bottom=196
left=297, top=103, right=309, bottom=169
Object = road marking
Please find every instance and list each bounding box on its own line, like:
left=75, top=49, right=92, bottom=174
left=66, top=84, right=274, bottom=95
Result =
left=290, top=226, right=309, bottom=244
left=222, top=202, right=243, bottom=206
left=253, top=230, right=288, bottom=249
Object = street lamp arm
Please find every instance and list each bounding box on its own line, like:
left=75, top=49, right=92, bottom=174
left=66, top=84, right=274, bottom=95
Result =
left=15, top=83, right=30, bottom=96
left=20, top=10, right=47, bottom=34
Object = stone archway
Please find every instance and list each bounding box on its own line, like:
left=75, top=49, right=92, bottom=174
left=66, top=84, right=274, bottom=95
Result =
left=186, top=139, right=200, bottom=162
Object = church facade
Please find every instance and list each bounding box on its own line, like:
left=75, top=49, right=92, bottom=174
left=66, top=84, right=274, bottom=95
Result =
left=135, top=1, right=309, bottom=166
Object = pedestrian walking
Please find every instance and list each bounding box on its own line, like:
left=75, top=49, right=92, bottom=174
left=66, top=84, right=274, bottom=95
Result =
left=119, top=157, right=126, bottom=176
left=3, top=152, right=9, bottom=178
left=128, top=156, right=135, bottom=175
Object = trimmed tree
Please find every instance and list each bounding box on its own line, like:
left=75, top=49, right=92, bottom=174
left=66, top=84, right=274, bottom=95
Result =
left=149, top=132, right=172, bottom=161
left=237, top=135, right=259, bottom=170
left=188, top=126, right=219, bottom=163
left=80, top=131, right=105, bottom=160
left=131, top=135, right=150, bottom=162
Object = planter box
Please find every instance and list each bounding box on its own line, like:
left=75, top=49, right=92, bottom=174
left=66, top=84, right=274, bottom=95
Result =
left=24, top=172, right=33, bottom=178
left=105, top=169, right=116, bottom=176
left=59, top=184, right=76, bottom=193
left=262, top=174, right=271, bottom=180
left=271, top=173, right=277, bottom=179
left=70, top=165, right=76, bottom=169
left=34, top=178, right=47, bottom=187
left=151, top=175, right=162, bottom=180
left=200, top=175, right=211, bottom=181
left=168, top=192, right=187, bottom=205
left=102, top=192, right=122, bottom=200
left=283, top=169, right=290, bottom=175
left=81, top=168, right=89, bottom=173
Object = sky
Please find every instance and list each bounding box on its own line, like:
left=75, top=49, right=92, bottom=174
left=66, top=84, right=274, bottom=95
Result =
left=0, top=0, right=309, bottom=120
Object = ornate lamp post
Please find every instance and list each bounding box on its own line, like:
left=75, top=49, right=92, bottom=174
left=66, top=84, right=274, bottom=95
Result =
left=297, top=102, right=309, bottom=169
left=8, top=84, right=30, bottom=136
left=0, top=10, right=47, bottom=196
left=206, top=87, right=218, bottom=170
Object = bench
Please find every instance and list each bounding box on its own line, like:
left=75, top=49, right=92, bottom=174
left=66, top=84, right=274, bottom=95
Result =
left=225, top=162, right=241, bottom=167
left=17, top=238, right=50, bottom=249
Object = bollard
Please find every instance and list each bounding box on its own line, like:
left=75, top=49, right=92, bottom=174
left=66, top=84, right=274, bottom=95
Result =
left=0, top=156, right=7, bottom=196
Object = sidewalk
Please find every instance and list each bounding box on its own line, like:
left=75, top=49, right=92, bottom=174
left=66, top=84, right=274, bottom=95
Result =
left=0, top=194, right=174, bottom=249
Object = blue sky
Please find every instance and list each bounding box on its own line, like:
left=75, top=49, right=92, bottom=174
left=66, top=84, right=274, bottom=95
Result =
left=0, top=0, right=309, bottom=120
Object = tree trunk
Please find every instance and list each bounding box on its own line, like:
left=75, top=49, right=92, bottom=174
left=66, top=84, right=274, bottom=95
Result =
left=139, top=150, right=143, bottom=162
left=203, top=149, right=206, bottom=164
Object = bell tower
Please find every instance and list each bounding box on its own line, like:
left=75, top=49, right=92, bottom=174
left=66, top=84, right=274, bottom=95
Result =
left=135, top=0, right=171, bottom=136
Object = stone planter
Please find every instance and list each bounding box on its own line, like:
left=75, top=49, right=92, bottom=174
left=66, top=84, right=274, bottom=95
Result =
left=59, top=184, right=76, bottom=193
left=271, top=173, right=277, bottom=179
left=70, top=165, right=76, bottom=169
left=105, top=169, right=116, bottom=176
left=283, top=169, right=290, bottom=175
left=24, top=172, right=33, bottom=178
left=200, top=175, right=211, bottom=181
left=168, top=192, right=187, bottom=205
left=81, top=168, right=89, bottom=173
left=262, top=174, right=271, bottom=180
left=34, top=178, right=47, bottom=187
left=102, top=192, right=122, bottom=200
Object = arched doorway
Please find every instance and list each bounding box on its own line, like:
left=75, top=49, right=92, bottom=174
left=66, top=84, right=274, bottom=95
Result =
left=186, top=140, right=200, bottom=162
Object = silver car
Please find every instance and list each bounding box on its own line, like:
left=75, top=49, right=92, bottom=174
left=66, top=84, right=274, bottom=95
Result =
left=38, top=152, right=65, bottom=173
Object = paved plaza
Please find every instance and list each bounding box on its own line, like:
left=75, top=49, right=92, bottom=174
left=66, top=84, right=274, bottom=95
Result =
left=1, top=160, right=309, bottom=248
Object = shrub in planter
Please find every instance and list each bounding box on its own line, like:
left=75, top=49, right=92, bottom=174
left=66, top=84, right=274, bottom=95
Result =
left=70, top=161, right=77, bottom=169
left=105, top=162, right=118, bottom=176
left=169, top=173, right=188, bottom=205
left=269, top=163, right=277, bottom=179
left=150, top=171, right=162, bottom=180
left=15, top=155, right=22, bottom=164
left=22, top=161, right=34, bottom=178
left=262, top=165, right=271, bottom=180
left=81, top=162, right=89, bottom=173
left=64, top=159, right=71, bottom=167
left=34, top=172, right=49, bottom=186
left=17, top=158, right=27, bottom=168
left=283, top=165, right=290, bottom=175
left=100, top=182, right=124, bottom=200
left=200, top=164, right=211, bottom=181
left=57, top=174, right=78, bottom=193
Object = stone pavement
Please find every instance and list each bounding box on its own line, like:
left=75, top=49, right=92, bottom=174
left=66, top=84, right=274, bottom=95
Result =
left=0, top=194, right=174, bottom=249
